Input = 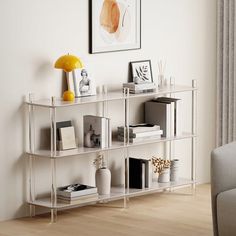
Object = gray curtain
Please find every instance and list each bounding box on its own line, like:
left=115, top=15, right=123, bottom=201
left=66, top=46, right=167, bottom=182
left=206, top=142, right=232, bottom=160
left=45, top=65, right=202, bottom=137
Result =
left=217, top=0, right=236, bottom=146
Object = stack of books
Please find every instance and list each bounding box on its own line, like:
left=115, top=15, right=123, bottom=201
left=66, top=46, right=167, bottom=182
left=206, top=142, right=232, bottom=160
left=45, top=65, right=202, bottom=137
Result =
left=123, top=82, right=156, bottom=94
left=57, top=184, right=98, bottom=204
left=117, top=123, right=163, bottom=143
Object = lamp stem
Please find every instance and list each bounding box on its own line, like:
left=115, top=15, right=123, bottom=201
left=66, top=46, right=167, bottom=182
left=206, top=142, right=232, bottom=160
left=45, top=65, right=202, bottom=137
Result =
left=66, top=72, right=71, bottom=91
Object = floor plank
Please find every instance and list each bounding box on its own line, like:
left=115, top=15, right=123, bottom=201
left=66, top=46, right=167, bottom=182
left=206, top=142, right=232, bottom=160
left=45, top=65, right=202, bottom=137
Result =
left=0, top=184, right=213, bottom=236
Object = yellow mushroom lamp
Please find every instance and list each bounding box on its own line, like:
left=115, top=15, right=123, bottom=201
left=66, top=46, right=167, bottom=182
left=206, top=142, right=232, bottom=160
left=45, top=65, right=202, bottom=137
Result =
left=54, top=54, right=83, bottom=101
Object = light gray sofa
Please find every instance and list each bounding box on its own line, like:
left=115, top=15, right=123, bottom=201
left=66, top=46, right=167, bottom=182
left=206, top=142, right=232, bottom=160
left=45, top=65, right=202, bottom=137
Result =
left=211, top=142, right=236, bottom=236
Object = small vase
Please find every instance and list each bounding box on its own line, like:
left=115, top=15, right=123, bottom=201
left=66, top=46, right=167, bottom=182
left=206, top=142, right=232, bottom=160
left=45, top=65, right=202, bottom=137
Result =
left=158, top=168, right=170, bottom=183
left=170, top=159, right=180, bottom=182
left=95, top=167, right=111, bottom=195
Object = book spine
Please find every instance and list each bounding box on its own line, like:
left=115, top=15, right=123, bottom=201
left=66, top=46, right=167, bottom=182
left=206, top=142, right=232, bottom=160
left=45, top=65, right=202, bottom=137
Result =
left=142, top=162, right=145, bottom=189
left=101, top=118, right=107, bottom=149
left=133, top=130, right=163, bottom=138
left=107, top=118, right=112, bottom=147
left=170, top=102, right=175, bottom=137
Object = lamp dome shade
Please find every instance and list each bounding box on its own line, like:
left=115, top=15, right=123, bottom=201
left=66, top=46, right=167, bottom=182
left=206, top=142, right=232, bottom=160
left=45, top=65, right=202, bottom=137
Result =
left=54, top=54, right=83, bottom=72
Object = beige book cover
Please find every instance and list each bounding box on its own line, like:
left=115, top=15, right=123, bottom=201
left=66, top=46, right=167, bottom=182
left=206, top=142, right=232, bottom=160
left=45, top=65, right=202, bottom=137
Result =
left=59, top=126, right=76, bottom=150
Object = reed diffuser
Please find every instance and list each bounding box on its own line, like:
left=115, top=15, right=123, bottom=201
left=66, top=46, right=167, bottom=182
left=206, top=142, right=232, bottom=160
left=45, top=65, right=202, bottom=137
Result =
left=157, top=60, right=166, bottom=88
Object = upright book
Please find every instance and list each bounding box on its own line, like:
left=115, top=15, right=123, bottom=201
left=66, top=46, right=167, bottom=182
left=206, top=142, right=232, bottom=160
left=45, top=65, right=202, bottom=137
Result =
left=83, top=115, right=108, bottom=148
left=128, top=157, right=152, bottom=189
left=154, top=97, right=181, bottom=136
left=145, top=101, right=172, bottom=137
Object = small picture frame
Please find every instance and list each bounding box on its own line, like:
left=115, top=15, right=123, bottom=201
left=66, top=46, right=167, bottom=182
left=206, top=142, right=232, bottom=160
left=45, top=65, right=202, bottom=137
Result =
left=130, top=60, right=153, bottom=84
left=71, top=68, right=97, bottom=97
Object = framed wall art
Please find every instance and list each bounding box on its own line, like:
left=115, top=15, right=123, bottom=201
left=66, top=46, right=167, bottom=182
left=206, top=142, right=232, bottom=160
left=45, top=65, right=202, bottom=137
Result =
left=130, top=60, right=153, bottom=84
left=89, top=0, right=141, bottom=54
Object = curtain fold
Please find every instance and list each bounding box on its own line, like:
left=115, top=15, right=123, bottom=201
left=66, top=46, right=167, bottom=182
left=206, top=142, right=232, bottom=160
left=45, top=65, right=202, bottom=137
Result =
left=217, top=0, right=236, bottom=146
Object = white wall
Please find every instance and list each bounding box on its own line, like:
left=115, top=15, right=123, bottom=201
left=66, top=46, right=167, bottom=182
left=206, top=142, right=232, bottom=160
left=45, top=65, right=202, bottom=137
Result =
left=0, top=0, right=216, bottom=221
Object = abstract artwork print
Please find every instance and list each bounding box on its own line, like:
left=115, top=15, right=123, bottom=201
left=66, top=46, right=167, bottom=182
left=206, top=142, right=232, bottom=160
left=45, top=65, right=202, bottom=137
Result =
left=90, top=0, right=141, bottom=53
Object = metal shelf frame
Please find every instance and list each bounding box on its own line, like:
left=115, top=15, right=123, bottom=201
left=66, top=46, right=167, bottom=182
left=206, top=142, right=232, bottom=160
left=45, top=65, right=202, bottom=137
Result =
left=26, top=81, right=197, bottom=223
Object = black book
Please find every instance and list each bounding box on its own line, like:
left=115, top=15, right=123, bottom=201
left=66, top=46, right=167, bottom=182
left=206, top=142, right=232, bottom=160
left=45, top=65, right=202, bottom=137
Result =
left=129, top=158, right=142, bottom=189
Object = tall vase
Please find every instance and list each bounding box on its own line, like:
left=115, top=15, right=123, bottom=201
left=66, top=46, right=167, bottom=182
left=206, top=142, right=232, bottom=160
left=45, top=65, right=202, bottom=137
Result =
left=95, top=167, right=111, bottom=195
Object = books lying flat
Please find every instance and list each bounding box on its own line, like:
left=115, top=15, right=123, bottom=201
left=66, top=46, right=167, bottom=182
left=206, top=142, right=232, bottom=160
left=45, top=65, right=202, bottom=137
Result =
left=123, top=82, right=156, bottom=90
left=118, top=124, right=160, bottom=133
left=57, top=193, right=98, bottom=203
left=118, top=135, right=162, bottom=143
left=123, top=83, right=156, bottom=94
left=57, top=184, right=97, bottom=198
left=118, top=129, right=163, bottom=138
left=129, top=89, right=155, bottom=94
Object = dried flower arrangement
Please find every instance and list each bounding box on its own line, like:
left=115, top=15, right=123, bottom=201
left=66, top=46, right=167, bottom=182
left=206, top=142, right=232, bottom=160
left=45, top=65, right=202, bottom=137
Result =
left=93, top=154, right=106, bottom=169
left=151, top=156, right=171, bottom=175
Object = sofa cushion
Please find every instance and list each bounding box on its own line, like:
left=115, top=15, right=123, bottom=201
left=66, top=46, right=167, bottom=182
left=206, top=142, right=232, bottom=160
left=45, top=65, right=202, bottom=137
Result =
left=217, top=188, right=236, bottom=236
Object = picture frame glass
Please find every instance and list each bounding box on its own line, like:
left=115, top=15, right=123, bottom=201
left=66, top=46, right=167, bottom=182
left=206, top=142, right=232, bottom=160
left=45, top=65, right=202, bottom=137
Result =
left=90, top=0, right=141, bottom=53
left=131, top=60, right=153, bottom=84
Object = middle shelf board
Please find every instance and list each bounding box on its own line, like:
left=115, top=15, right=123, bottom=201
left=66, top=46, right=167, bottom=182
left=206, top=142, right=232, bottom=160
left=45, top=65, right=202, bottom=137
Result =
left=27, top=178, right=194, bottom=210
left=26, top=133, right=197, bottom=159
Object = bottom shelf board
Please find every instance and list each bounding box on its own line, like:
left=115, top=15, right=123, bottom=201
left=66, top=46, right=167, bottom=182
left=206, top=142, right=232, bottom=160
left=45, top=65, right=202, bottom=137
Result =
left=28, top=188, right=125, bottom=210
left=128, top=178, right=195, bottom=197
left=28, top=179, right=194, bottom=210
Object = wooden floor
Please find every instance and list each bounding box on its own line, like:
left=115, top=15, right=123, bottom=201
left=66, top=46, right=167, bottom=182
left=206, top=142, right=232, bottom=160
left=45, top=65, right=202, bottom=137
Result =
left=0, top=184, right=213, bottom=236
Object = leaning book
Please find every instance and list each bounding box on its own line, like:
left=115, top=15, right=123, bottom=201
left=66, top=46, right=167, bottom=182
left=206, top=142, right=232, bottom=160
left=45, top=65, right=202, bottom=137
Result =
left=57, top=184, right=98, bottom=198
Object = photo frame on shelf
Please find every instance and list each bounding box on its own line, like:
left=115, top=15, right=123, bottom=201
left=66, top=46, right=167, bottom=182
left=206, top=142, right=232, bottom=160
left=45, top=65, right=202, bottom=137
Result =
left=89, top=0, right=141, bottom=54
left=68, top=68, right=96, bottom=98
left=130, top=60, right=153, bottom=84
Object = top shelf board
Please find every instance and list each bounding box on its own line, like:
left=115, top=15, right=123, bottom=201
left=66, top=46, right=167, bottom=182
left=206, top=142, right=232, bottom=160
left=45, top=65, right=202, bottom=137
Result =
left=26, top=85, right=197, bottom=108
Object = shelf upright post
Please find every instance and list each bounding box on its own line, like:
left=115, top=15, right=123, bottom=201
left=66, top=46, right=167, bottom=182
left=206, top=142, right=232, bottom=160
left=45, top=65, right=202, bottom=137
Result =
left=168, top=91, right=174, bottom=192
left=123, top=87, right=130, bottom=208
left=28, top=93, right=36, bottom=217
left=191, top=80, right=197, bottom=192
left=50, top=96, right=57, bottom=223
left=102, top=85, right=109, bottom=171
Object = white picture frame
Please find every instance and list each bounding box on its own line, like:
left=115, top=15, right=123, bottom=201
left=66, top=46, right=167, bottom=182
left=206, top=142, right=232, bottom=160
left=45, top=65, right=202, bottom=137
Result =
left=70, top=68, right=96, bottom=98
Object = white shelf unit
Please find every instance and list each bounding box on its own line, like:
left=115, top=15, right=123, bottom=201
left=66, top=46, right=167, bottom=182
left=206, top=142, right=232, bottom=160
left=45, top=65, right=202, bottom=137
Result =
left=26, top=82, right=197, bottom=223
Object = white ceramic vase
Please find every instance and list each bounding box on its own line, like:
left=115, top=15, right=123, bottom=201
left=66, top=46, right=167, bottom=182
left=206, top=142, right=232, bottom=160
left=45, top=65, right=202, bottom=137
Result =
left=95, top=167, right=111, bottom=195
left=158, top=168, right=170, bottom=183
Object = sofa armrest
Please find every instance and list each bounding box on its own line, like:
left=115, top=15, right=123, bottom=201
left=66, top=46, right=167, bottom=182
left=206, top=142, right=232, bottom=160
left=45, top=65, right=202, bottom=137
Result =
left=211, top=142, right=236, bottom=236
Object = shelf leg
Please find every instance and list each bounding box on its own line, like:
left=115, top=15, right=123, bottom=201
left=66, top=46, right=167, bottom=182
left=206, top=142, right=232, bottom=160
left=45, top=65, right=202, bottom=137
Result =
left=28, top=94, right=36, bottom=217
left=124, top=88, right=130, bottom=207
left=29, top=155, right=35, bottom=217
left=29, top=204, right=35, bottom=217
left=51, top=209, right=57, bottom=223
left=50, top=98, right=57, bottom=223
left=191, top=80, right=197, bottom=193
left=50, top=158, right=57, bottom=223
